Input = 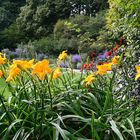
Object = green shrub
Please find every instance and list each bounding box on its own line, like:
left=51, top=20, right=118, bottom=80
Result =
left=106, top=0, right=140, bottom=97
left=33, top=37, right=56, bottom=54
left=106, top=0, right=140, bottom=51
left=32, top=37, right=79, bottom=55
left=53, top=20, right=66, bottom=39
left=53, top=11, right=108, bottom=54
left=90, top=29, right=114, bottom=53
left=56, top=38, right=79, bottom=54
left=0, top=23, right=26, bottom=49
left=54, top=10, right=106, bottom=40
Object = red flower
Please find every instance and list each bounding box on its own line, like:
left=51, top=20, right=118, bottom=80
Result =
left=105, top=62, right=110, bottom=64
left=87, top=65, right=91, bottom=69
left=89, top=63, right=93, bottom=67
left=98, top=61, right=103, bottom=65
left=106, top=51, right=112, bottom=57
left=113, top=44, right=119, bottom=52
left=83, top=64, right=87, bottom=69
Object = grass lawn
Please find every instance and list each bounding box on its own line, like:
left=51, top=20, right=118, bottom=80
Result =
left=0, top=79, right=11, bottom=98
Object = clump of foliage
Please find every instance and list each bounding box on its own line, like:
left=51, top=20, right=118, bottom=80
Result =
left=0, top=49, right=140, bottom=139
left=53, top=10, right=109, bottom=54
left=106, top=0, right=140, bottom=97
left=0, top=23, right=26, bottom=49
left=16, top=0, right=71, bottom=39
left=0, top=0, right=25, bottom=31
left=0, top=0, right=26, bottom=49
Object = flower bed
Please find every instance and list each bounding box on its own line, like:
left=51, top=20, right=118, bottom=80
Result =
left=0, top=47, right=140, bottom=139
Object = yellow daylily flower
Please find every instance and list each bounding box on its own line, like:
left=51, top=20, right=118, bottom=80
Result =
left=58, top=50, right=68, bottom=60
left=32, top=59, right=51, bottom=80
left=135, top=66, right=140, bottom=80
left=6, top=64, right=21, bottom=82
left=13, top=59, right=34, bottom=69
left=6, top=59, right=34, bottom=82
left=112, top=56, right=119, bottom=65
left=96, top=62, right=113, bottom=75
left=0, top=53, right=6, bottom=64
left=52, top=67, right=61, bottom=79
left=84, top=73, right=95, bottom=86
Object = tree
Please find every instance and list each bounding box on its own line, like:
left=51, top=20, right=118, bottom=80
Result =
left=0, top=0, right=26, bottom=49
left=71, top=0, right=108, bottom=16
left=17, top=0, right=108, bottom=39
left=0, top=0, right=25, bottom=31
left=16, top=0, right=71, bottom=39
left=0, top=23, right=26, bottom=49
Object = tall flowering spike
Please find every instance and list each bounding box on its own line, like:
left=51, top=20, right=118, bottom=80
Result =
left=84, top=73, right=95, bottom=86
left=32, top=59, right=51, bottom=80
left=0, top=70, right=3, bottom=78
left=52, top=67, right=61, bottom=79
left=0, top=53, right=6, bottom=64
left=58, top=50, right=68, bottom=61
left=96, top=62, right=113, bottom=75
left=112, top=56, right=119, bottom=65
left=113, top=44, right=119, bottom=52
left=135, top=66, right=140, bottom=80
left=13, top=59, right=34, bottom=69
left=6, top=64, right=21, bottom=82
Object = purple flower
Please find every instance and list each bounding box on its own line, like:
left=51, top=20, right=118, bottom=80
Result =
left=72, top=54, right=81, bottom=63
left=98, top=50, right=107, bottom=60
left=9, top=51, right=18, bottom=58
left=15, top=48, right=22, bottom=54
left=2, top=48, right=10, bottom=54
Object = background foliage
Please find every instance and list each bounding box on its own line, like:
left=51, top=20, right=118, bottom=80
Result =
left=0, top=0, right=109, bottom=51
left=107, top=0, right=140, bottom=98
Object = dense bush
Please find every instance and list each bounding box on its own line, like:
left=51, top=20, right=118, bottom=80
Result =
left=106, top=0, right=140, bottom=97
left=107, top=0, right=139, bottom=30
left=0, top=23, right=26, bottom=50
left=90, top=28, right=114, bottom=53
left=32, top=37, right=79, bottom=55
left=33, top=37, right=56, bottom=54
left=54, top=10, right=106, bottom=40
left=106, top=0, right=140, bottom=52
left=53, top=10, right=110, bottom=54
left=0, top=0, right=26, bottom=31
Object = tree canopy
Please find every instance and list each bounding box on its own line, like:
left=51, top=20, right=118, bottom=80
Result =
left=0, top=0, right=25, bottom=31
left=16, top=0, right=108, bottom=39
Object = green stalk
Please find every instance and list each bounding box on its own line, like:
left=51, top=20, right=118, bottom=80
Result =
left=19, top=75, right=29, bottom=100
left=29, top=75, right=38, bottom=139
left=0, top=87, right=12, bottom=124
left=46, top=77, right=53, bottom=109
left=40, top=91, right=45, bottom=137
left=109, top=70, right=116, bottom=115
left=109, top=53, right=123, bottom=115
